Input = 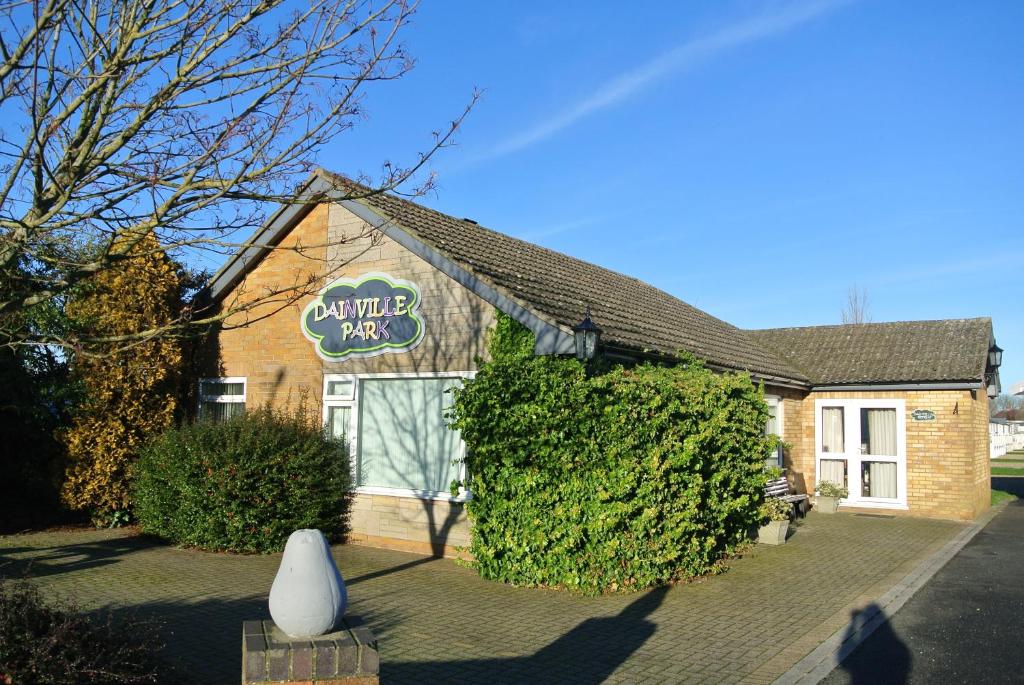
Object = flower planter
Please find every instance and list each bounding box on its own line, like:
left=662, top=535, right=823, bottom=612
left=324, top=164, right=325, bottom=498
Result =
left=757, top=519, right=789, bottom=545
left=816, top=496, right=839, bottom=513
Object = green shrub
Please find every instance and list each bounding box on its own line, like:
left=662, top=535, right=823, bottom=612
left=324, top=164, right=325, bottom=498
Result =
left=133, top=405, right=352, bottom=553
left=817, top=481, right=848, bottom=498
left=449, top=350, right=776, bottom=595
left=0, top=579, right=168, bottom=684
left=760, top=497, right=793, bottom=523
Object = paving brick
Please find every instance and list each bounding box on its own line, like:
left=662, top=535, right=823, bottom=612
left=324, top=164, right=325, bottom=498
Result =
left=1, top=513, right=964, bottom=684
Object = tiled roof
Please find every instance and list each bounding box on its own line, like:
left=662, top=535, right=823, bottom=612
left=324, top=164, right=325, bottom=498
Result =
left=746, top=318, right=993, bottom=385
left=322, top=171, right=807, bottom=382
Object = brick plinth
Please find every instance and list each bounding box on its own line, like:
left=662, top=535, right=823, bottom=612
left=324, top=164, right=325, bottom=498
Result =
left=243, top=617, right=379, bottom=684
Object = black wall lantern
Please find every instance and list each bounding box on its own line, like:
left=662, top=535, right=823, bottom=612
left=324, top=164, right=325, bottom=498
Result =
left=986, top=372, right=1001, bottom=399
left=572, top=308, right=602, bottom=362
left=989, top=344, right=1003, bottom=369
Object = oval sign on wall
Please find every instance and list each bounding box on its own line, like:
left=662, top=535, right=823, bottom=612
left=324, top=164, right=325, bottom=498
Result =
left=911, top=409, right=936, bottom=422
left=301, top=272, right=424, bottom=361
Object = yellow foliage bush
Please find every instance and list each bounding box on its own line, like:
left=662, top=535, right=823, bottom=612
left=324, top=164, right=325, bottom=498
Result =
left=61, top=233, right=184, bottom=522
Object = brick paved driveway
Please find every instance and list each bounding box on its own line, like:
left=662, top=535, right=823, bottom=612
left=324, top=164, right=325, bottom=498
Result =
left=1, top=513, right=962, bottom=684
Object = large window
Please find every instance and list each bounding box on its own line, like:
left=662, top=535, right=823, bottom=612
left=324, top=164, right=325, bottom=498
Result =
left=323, top=373, right=468, bottom=500
left=815, top=399, right=906, bottom=508
left=198, top=377, right=246, bottom=422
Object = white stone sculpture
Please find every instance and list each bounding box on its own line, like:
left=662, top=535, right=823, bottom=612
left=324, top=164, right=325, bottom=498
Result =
left=268, top=529, right=347, bottom=638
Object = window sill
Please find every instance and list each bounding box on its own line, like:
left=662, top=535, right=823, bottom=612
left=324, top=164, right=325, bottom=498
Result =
left=837, top=499, right=908, bottom=511
left=354, top=486, right=472, bottom=503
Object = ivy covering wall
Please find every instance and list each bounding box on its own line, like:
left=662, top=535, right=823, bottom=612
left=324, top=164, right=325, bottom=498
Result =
left=448, top=313, right=775, bottom=594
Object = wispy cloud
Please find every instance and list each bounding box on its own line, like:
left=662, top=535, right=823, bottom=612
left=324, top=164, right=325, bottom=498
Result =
left=470, top=0, right=851, bottom=165
left=874, top=251, right=1024, bottom=287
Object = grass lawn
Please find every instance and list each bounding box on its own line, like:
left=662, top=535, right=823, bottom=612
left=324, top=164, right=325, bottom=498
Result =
left=991, top=467, right=1024, bottom=477
left=992, top=488, right=1019, bottom=506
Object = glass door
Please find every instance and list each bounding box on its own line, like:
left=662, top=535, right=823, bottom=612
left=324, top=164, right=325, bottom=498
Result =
left=815, top=400, right=906, bottom=508
left=858, top=408, right=899, bottom=501
left=818, top=405, right=848, bottom=491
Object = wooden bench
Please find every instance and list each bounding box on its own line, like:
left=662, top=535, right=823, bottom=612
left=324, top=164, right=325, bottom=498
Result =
left=765, top=474, right=809, bottom=517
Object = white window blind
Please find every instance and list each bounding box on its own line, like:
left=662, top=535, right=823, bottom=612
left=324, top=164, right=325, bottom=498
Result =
left=198, top=377, right=246, bottom=422
left=357, top=377, right=464, bottom=493
left=821, top=407, right=845, bottom=453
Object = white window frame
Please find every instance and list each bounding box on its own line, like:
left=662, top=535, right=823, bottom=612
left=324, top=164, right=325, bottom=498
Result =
left=323, top=371, right=473, bottom=503
left=198, top=376, right=247, bottom=417
left=814, top=398, right=907, bottom=509
left=765, top=395, right=784, bottom=468
left=323, top=373, right=358, bottom=468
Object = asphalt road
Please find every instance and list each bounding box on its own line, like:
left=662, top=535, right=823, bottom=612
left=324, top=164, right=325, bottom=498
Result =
left=821, top=477, right=1024, bottom=684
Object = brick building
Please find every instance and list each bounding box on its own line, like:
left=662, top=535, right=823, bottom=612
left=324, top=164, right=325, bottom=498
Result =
left=200, top=170, right=1003, bottom=556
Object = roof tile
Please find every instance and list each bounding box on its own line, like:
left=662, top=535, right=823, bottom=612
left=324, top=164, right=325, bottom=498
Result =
left=324, top=171, right=806, bottom=382
left=746, top=319, right=993, bottom=385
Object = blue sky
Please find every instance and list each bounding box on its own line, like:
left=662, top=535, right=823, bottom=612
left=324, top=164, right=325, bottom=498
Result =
left=314, top=0, right=1024, bottom=387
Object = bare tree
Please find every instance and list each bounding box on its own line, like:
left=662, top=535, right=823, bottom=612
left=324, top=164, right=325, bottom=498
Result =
left=992, top=394, right=1024, bottom=416
left=0, top=0, right=474, bottom=353
left=841, top=285, right=871, bottom=325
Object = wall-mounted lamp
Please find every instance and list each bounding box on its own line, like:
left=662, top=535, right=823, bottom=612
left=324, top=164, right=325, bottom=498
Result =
left=572, top=308, right=602, bottom=363
left=989, top=344, right=1003, bottom=369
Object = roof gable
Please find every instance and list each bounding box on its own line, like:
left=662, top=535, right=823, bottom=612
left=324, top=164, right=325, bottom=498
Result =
left=318, top=171, right=806, bottom=383
left=206, top=170, right=997, bottom=389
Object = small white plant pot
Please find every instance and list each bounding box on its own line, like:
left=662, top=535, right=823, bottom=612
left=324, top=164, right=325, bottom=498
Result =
left=757, top=520, right=789, bottom=545
left=269, top=529, right=347, bottom=638
left=817, top=496, right=839, bottom=514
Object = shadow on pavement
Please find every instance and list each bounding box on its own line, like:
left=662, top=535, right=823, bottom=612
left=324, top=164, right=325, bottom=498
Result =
left=992, top=476, right=1024, bottom=500
left=837, top=602, right=911, bottom=685
left=343, top=553, right=442, bottom=587
left=102, top=593, right=406, bottom=685
left=384, top=584, right=669, bottom=684
left=87, top=564, right=664, bottom=684
left=0, top=534, right=159, bottom=579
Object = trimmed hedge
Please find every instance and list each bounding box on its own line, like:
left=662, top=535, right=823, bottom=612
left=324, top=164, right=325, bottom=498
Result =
left=0, top=579, right=167, bottom=684
left=449, top=350, right=775, bottom=595
left=134, top=406, right=352, bottom=553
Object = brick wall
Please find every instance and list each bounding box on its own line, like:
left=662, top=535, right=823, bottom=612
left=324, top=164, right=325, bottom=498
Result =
left=208, top=202, right=495, bottom=557
left=971, top=392, right=991, bottom=516
left=775, top=387, right=990, bottom=521
left=215, top=204, right=329, bottom=411
left=348, top=494, right=470, bottom=559
left=765, top=385, right=810, bottom=494
left=323, top=203, right=494, bottom=374
left=207, top=202, right=992, bottom=549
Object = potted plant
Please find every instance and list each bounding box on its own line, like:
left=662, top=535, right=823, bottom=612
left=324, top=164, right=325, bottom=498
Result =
left=757, top=497, right=792, bottom=545
left=816, top=481, right=848, bottom=513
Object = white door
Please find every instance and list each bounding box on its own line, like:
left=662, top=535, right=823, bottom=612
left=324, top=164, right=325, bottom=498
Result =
left=815, top=399, right=907, bottom=509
